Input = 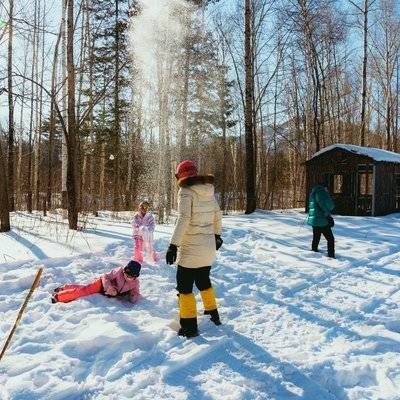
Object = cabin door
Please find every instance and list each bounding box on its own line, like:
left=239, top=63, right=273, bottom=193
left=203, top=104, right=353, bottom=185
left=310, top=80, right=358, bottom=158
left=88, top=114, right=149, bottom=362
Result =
left=355, top=164, right=373, bottom=216
left=325, top=173, right=353, bottom=214
left=395, top=173, right=400, bottom=210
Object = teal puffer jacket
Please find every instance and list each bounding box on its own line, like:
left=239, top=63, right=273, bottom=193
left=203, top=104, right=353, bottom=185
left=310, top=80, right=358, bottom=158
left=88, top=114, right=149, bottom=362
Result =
left=307, top=185, right=335, bottom=227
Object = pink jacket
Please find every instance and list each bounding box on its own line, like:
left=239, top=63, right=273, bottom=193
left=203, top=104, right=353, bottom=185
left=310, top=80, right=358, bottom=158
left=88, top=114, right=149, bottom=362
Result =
left=101, top=267, right=140, bottom=303
left=132, top=212, right=155, bottom=238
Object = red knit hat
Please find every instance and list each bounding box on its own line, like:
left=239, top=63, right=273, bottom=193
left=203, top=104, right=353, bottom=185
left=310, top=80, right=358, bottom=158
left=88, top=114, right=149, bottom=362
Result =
left=175, top=160, right=198, bottom=179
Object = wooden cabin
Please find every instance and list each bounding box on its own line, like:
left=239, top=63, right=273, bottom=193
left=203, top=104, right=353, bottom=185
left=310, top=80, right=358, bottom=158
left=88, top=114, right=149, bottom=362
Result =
left=305, top=144, right=400, bottom=216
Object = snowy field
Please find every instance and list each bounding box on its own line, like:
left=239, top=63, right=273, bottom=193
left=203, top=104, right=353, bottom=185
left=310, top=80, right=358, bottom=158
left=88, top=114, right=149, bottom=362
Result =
left=1, top=209, right=400, bottom=400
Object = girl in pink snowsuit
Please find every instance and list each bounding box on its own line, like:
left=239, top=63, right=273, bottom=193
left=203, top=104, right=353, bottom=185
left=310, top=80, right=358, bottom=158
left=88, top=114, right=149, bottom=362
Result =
left=132, top=201, right=159, bottom=263
left=52, top=261, right=141, bottom=304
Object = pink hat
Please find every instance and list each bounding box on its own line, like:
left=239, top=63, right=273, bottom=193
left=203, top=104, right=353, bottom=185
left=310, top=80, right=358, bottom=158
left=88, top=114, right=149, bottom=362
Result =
left=175, top=160, right=198, bottom=180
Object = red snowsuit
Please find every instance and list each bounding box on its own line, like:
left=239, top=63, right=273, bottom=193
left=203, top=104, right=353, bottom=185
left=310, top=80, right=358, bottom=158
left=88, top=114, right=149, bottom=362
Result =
left=54, top=267, right=140, bottom=304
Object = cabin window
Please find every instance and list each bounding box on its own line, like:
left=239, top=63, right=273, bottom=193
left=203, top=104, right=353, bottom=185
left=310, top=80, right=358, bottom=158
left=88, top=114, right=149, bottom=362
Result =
left=333, top=175, right=343, bottom=194
left=359, top=173, right=373, bottom=195
left=358, top=165, right=373, bottom=195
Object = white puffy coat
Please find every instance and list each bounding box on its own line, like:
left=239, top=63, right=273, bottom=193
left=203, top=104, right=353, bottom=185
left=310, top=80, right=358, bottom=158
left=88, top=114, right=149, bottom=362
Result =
left=170, top=175, right=222, bottom=268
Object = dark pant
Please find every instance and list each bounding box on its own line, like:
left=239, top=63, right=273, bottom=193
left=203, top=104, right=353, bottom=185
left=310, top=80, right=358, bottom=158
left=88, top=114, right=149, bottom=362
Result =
left=176, top=265, right=212, bottom=294
left=312, top=226, right=335, bottom=257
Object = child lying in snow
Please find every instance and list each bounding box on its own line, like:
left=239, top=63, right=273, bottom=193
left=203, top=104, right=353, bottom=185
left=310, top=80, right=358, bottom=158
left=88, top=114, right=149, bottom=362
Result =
left=51, top=260, right=141, bottom=304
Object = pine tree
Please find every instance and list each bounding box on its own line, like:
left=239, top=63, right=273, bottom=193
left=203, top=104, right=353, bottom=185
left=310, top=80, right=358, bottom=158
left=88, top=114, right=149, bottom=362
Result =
left=84, top=0, right=131, bottom=210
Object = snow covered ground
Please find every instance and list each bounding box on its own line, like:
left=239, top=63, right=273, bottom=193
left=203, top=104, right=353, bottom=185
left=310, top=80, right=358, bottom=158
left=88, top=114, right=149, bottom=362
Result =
left=1, top=209, right=400, bottom=400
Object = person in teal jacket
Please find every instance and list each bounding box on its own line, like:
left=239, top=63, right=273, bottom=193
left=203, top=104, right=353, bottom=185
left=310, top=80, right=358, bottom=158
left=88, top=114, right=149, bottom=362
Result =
left=307, top=183, right=335, bottom=258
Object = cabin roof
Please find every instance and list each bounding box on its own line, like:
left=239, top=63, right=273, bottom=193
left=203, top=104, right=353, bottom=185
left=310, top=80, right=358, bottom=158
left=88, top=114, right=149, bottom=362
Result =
left=309, top=144, right=400, bottom=164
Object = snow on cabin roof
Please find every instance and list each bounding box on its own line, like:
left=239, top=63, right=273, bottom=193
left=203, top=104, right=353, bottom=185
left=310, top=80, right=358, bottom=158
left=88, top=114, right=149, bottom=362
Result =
left=310, top=143, right=400, bottom=163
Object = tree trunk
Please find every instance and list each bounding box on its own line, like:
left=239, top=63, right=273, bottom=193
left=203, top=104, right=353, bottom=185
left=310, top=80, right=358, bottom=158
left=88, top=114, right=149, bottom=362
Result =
left=385, top=88, right=392, bottom=150
left=76, top=5, right=87, bottom=213
left=47, top=20, right=63, bottom=211
left=244, top=0, right=256, bottom=213
left=17, top=45, right=28, bottom=209
left=61, top=0, right=68, bottom=210
left=99, top=144, right=106, bottom=210
left=218, top=67, right=228, bottom=213
left=35, top=0, right=45, bottom=211
left=179, top=42, right=190, bottom=160
left=7, top=0, right=15, bottom=211
left=113, top=0, right=121, bottom=212
left=360, top=0, right=369, bottom=146
left=157, top=84, right=166, bottom=224
left=0, top=141, right=10, bottom=231
left=27, top=0, right=38, bottom=213
left=86, top=0, right=97, bottom=216
left=66, top=0, right=78, bottom=229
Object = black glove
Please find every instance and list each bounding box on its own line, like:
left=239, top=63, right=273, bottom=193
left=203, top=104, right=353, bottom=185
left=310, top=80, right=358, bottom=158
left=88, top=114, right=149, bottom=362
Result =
left=166, top=244, right=177, bottom=265
left=215, top=235, right=223, bottom=250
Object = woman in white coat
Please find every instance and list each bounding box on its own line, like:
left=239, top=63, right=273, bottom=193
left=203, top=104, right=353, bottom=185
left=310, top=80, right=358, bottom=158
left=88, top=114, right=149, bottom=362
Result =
left=166, top=160, right=223, bottom=338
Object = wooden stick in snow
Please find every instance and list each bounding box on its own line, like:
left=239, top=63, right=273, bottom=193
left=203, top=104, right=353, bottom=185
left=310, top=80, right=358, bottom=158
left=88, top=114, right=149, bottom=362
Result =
left=0, top=267, right=43, bottom=362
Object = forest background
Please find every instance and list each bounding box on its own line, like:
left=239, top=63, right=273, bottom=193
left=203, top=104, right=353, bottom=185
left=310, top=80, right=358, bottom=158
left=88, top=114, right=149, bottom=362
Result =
left=0, top=0, right=399, bottom=230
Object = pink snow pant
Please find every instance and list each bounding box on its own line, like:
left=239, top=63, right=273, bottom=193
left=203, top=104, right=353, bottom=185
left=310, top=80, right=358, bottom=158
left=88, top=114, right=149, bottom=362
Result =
left=133, top=237, right=159, bottom=262
left=54, top=278, right=103, bottom=303
left=133, top=238, right=144, bottom=263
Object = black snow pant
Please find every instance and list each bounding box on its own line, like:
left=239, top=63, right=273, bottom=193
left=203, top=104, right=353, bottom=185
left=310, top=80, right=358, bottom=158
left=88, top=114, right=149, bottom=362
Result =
left=176, top=265, right=220, bottom=336
left=176, top=265, right=212, bottom=294
left=312, top=225, right=335, bottom=258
